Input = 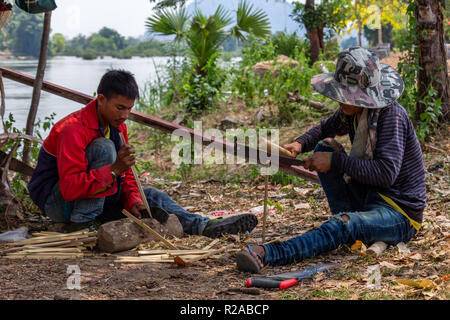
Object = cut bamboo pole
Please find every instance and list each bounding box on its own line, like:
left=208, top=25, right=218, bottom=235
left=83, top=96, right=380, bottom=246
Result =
left=6, top=232, right=96, bottom=247
left=138, top=249, right=214, bottom=256
left=122, top=209, right=177, bottom=250
left=118, top=132, right=152, bottom=217
left=5, top=254, right=84, bottom=260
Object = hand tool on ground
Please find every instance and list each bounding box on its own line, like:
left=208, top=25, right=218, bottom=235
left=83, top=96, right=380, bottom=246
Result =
left=246, top=263, right=333, bottom=290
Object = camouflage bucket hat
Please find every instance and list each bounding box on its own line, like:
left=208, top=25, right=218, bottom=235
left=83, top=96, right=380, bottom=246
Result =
left=311, top=46, right=404, bottom=108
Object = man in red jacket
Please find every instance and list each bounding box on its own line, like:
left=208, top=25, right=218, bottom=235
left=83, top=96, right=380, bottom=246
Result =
left=28, top=69, right=257, bottom=236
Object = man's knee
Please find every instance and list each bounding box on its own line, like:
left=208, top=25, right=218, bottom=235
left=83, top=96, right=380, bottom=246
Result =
left=85, top=138, right=116, bottom=166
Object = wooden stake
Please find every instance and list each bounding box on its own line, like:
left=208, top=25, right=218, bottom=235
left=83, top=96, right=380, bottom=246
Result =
left=122, top=209, right=177, bottom=250
left=118, top=132, right=152, bottom=218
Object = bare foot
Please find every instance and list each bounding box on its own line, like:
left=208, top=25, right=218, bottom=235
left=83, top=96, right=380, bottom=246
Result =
left=242, top=245, right=265, bottom=269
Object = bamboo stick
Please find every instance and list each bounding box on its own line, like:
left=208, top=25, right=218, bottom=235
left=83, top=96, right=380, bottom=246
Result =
left=4, top=254, right=84, bottom=259
left=122, top=209, right=177, bottom=250
left=202, top=239, right=219, bottom=250
left=138, top=249, right=214, bottom=256
left=6, top=233, right=95, bottom=247
left=8, top=247, right=84, bottom=254
left=118, top=132, right=152, bottom=218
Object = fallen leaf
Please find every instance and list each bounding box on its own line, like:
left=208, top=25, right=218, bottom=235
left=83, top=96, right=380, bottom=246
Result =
left=409, top=253, right=422, bottom=261
left=294, top=203, right=311, bottom=211
left=293, top=187, right=313, bottom=196
left=350, top=240, right=367, bottom=256
left=395, top=278, right=435, bottom=290
left=396, top=242, right=411, bottom=256
left=379, top=261, right=399, bottom=269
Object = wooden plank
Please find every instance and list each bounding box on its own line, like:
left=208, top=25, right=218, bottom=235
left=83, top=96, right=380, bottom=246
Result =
left=0, top=150, right=35, bottom=176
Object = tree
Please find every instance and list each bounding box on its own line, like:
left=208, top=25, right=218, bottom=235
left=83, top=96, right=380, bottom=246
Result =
left=291, top=0, right=350, bottom=63
left=347, top=0, right=408, bottom=47
left=415, top=0, right=449, bottom=121
left=1, top=4, right=44, bottom=57
left=50, top=33, right=66, bottom=54
left=146, top=0, right=271, bottom=76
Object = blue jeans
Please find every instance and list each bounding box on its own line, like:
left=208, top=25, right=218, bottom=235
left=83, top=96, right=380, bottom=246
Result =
left=44, top=138, right=210, bottom=235
left=262, top=140, right=416, bottom=267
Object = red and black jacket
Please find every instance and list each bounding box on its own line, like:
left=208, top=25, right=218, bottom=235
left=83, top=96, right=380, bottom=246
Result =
left=28, top=99, right=142, bottom=212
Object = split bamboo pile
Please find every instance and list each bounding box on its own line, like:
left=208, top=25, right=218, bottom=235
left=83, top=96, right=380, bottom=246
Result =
left=1, top=229, right=97, bottom=259
left=114, top=239, right=237, bottom=266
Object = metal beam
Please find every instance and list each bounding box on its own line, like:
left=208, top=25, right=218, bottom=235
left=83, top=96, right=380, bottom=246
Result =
left=0, top=66, right=319, bottom=182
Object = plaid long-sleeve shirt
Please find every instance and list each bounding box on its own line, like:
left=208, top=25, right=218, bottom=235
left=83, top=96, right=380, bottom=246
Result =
left=295, top=102, right=426, bottom=225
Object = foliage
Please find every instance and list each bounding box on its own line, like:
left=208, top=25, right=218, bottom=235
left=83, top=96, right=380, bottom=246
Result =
left=230, top=35, right=317, bottom=125
left=62, top=28, right=179, bottom=60
left=290, top=0, right=351, bottom=39
left=50, top=33, right=65, bottom=54
left=0, top=3, right=44, bottom=57
left=147, top=0, right=270, bottom=76
left=1, top=112, right=55, bottom=207
left=396, top=1, right=443, bottom=142
left=146, top=0, right=271, bottom=114
left=271, top=31, right=310, bottom=59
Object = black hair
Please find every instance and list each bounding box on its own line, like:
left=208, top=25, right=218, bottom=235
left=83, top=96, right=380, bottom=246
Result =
left=97, top=69, right=139, bottom=100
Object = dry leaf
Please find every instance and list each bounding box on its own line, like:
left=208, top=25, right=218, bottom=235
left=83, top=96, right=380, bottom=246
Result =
left=409, top=253, right=422, bottom=260
left=293, top=187, right=313, bottom=196
left=396, top=242, right=411, bottom=256
left=350, top=240, right=367, bottom=256
left=395, top=278, right=435, bottom=290
left=294, top=203, right=311, bottom=211
left=379, top=261, right=399, bottom=269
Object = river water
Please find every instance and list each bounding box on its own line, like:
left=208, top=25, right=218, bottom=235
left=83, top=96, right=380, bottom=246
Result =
left=0, top=56, right=173, bottom=135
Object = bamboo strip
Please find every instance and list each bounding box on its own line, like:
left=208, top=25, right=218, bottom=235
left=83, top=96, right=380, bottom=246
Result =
left=4, top=254, right=84, bottom=259
left=114, top=258, right=174, bottom=263
left=202, top=239, right=220, bottom=250
left=118, top=132, right=152, bottom=217
left=7, top=247, right=84, bottom=254
left=138, top=249, right=213, bottom=256
left=122, top=209, right=177, bottom=250
left=7, top=232, right=96, bottom=247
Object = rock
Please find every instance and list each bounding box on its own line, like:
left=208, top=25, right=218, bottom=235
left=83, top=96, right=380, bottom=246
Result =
left=218, top=116, right=244, bottom=130
left=251, top=55, right=300, bottom=78
left=97, top=214, right=183, bottom=253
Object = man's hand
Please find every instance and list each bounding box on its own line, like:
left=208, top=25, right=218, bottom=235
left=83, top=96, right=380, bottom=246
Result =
left=111, top=143, right=136, bottom=175
left=304, top=152, right=332, bottom=173
left=282, top=141, right=302, bottom=157
left=130, top=202, right=146, bottom=219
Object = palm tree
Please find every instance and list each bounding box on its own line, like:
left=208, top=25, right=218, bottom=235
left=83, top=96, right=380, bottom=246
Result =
left=146, top=0, right=271, bottom=76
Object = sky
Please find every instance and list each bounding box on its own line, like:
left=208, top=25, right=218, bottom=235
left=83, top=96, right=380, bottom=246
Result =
left=50, top=0, right=156, bottom=39
left=50, top=0, right=301, bottom=39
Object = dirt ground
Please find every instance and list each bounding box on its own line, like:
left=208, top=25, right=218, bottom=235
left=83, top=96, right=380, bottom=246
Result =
left=0, top=125, right=448, bottom=301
